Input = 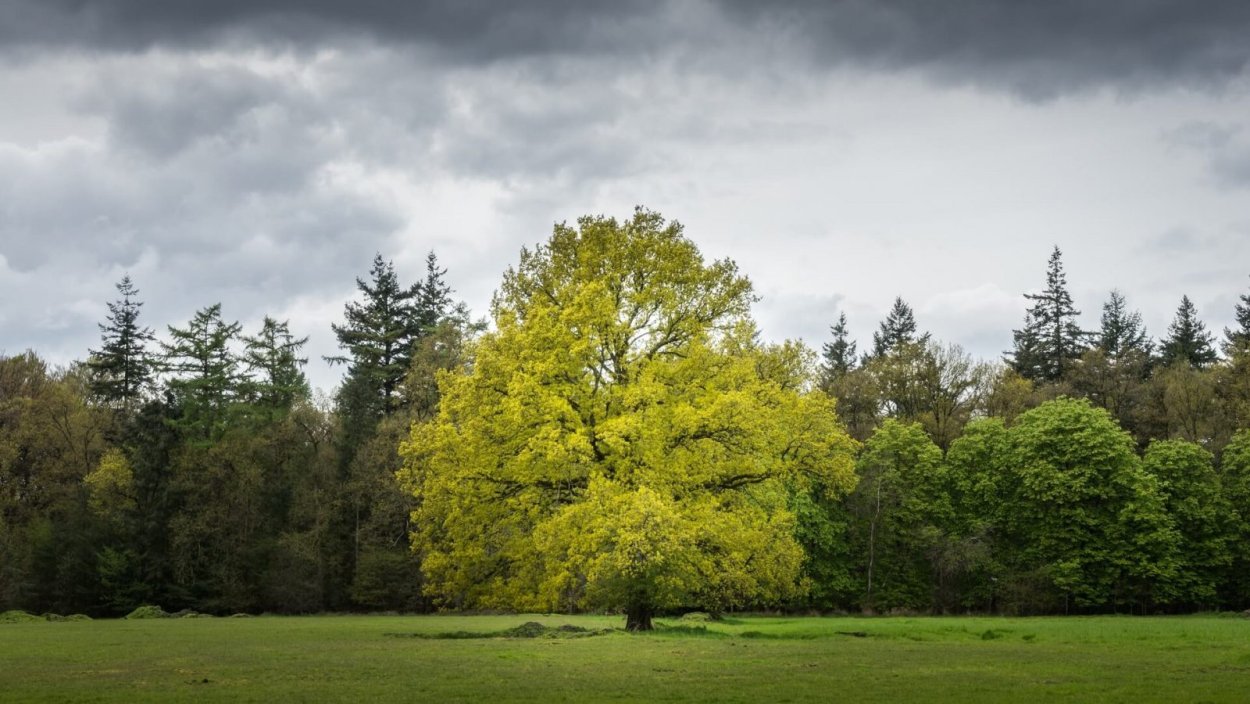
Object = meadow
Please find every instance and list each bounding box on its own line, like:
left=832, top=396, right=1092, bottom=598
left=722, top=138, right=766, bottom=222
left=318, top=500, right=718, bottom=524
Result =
left=3, top=613, right=1250, bottom=702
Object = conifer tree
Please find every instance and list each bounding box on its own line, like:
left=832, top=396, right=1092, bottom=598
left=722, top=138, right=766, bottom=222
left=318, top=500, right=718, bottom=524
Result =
left=328, top=254, right=422, bottom=417
left=162, top=303, right=244, bottom=442
left=413, top=251, right=453, bottom=335
left=1009, top=246, right=1087, bottom=382
left=819, top=312, right=857, bottom=390
left=1098, top=289, right=1151, bottom=361
left=870, top=297, right=927, bottom=359
left=242, top=316, right=309, bottom=415
left=88, top=275, right=155, bottom=411
left=1160, top=295, right=1217, bottom=368
left=1224, top=277, right=1250, bottom=356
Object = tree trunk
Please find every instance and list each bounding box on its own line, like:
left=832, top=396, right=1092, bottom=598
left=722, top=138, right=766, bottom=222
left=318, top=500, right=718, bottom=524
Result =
left=625, top=602, right=654, bottom=631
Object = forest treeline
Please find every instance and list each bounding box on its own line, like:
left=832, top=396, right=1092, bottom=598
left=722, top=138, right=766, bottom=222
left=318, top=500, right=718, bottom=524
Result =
left=3, top=230, right=1250, bottom=617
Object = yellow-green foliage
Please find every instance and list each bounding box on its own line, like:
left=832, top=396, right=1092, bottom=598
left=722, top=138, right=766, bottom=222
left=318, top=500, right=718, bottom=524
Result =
left=84, top=447, right=135, bottom=519
left=399, top=210, right=857, bottom=616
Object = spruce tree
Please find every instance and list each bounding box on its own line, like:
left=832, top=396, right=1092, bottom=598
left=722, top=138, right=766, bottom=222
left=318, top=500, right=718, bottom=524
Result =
left=1160, top=295, right=1217, bottom=368
left=328, top=254, right=422, bottom=417
left=1009, top=246, right=1087, bottom=382
left=162, top=303, right=244, bottom=442
left=242, top=316, right=309, bottom=415
left=88, top=275, right=155, bottom=411
left=1224, top=277, right=1250, bottom=356
left=819, top=312, right=857, bottom=391
left=870, top=297, right=927, bottom=359
left=1098, top=289, right=1151, bottom=361
left=413, top=251, right=453, bottom=335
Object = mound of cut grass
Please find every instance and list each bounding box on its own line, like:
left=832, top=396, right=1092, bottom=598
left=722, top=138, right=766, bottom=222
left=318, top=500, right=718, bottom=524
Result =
left=124, top=605, right=169, bottom=620
left=0, top=610, right=41, bottom=624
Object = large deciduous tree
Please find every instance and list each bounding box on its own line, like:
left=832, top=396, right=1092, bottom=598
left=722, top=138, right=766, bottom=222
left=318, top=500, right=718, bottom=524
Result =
left=398, top=210, right=857, bottom=630
left=999, top=398, right=1180, bottom=612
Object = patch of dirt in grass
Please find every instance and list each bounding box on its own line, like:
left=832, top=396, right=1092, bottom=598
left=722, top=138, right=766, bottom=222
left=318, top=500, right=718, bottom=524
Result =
left=384, top=621, right=613, bottom=640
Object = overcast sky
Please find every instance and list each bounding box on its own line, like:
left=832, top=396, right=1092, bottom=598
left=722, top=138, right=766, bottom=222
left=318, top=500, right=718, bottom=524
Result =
left=3, top=1, right=1250, bottom=391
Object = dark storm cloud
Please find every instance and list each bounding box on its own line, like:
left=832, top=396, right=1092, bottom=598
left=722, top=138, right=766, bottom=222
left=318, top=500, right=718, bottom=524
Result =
left=0, top=1, right=672, bottom=60
left=5, top=1, right=1250, bottom=95
left=724, top=0, right=1250, bottom=97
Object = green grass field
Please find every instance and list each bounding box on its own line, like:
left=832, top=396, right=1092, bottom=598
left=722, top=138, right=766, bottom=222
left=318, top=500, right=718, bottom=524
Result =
left=3, top=613, right=1250, bottom=702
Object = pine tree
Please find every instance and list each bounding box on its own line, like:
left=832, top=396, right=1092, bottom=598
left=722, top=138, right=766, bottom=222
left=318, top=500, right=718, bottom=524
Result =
left=870, top=297, right=927, bottom=359
left=328, top=254, right=422, bottom=417
left=818, top=312, right=857, bottom=391
left=1008, top=246, right=1087, bottom=382
left=1098, top=289, right=1151, bottom=361
left=1224, top=277, right=1250, bottom=356
left=88, top=275, right=155, bottom=411
left=162, top=303, right=244, bottom=442
left=1160, top=295, right=1217, bottom=368
left=242, top=316, right=309, bottom=416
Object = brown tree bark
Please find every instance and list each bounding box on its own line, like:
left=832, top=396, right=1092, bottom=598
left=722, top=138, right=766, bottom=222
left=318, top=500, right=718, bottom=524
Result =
left=625, top=602, right=654, bottom=631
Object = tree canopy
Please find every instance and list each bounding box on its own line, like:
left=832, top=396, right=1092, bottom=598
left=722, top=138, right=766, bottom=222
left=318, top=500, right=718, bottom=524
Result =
left=398, top=209, right=857, bottom=629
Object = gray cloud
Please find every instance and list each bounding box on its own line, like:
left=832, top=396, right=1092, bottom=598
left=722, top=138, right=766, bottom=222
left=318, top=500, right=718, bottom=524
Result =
left=1163, top=121, right=1250, bottom=189
left=4, top=1, right=1250, bottom=391
left=0, top=1, right=674, bottom=61
left=727, top=0, right=1250, bottom=98
left=5, top=1, right=1250, bottom=98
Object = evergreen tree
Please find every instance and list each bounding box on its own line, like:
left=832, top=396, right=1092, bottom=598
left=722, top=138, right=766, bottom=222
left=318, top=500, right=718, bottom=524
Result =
left=1224, top=277, right=1250, bottom=356
left=819, top=311, right=857, bottom=390
left=161, top=304, right=244, bottom=442
left=1160, top=295, right=1217, bottom=368
left=413, top=251, right=453, bottom=335
left=870, top=297, right=927, bottom=359
left=1009, top=246, right=1087, bottom=383
left=242, top=316, right=309, bottom=416
left=328, top=254, right=421, bottom=417
left=1098, top=289, right=1151, bottom=360
left=88, top=275, right=155, bottom=411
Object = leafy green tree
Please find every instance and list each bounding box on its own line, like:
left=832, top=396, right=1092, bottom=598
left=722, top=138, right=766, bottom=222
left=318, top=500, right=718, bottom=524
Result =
left=1153, top=363, right=1218, bottom=444
left=399, top=210, right=857, bottom=629
left=846, top=420, right=948, bottom=611
left=943, top=418, right=1012, bottom=611
left=1160, top=295, right=1217, bottom=369
left=0, top=354, right=109, bottom=613
left=1009, top=247, right=1088, bottom=383
left=1219, top=430, right=1250, bottom=606
left=1141, top=440, right=1234, bottom=608
left=161, top=304, right=244, bottom=442
left=870, top=341, right=987, bottom=450
left=870, top=297, right=927, bottom=359
left=979, top=365, right=1039, bottom=425
left=1223, top=277, right=1250, bottom=356
left=1068, top=347, right=1152, bottom=444
left=818, top=311, right=857, bottom=391
left=1000, top=398, right=1179, bottom=612
left=88, top=275, right=156, bottom=412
